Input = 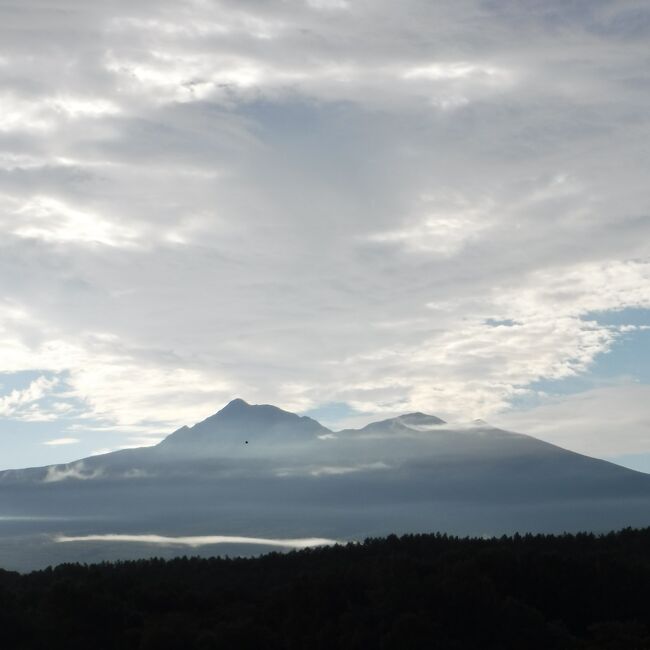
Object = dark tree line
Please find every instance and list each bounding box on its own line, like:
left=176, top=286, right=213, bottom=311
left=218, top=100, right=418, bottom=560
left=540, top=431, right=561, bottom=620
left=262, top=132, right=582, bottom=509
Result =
left=2, top=527, right=650, bottom=649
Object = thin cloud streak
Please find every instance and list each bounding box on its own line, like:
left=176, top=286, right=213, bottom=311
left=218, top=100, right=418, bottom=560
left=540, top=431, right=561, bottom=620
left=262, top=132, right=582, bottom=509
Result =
left=55, top=534, right=340, bottom=549
left=43, top=438, right=80, bottom=446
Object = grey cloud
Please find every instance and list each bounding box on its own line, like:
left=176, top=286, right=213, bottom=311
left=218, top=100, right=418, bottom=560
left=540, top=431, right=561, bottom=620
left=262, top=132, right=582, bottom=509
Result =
left=0, top=0, right=649, bottom=452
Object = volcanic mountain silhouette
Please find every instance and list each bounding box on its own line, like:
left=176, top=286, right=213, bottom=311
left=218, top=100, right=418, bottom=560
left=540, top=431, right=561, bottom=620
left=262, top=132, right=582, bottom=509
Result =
left=0, top=399, right=649, bottom=570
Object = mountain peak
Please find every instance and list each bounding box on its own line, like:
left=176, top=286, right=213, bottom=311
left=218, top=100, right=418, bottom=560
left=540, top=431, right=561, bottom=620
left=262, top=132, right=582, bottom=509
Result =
left=397, top=412, right=446, bottom=426
left=347, top=411, right=446, bottom=435
left=160, top=399, right=331, bottom=448
left=220, top=398, right=250, bottom=412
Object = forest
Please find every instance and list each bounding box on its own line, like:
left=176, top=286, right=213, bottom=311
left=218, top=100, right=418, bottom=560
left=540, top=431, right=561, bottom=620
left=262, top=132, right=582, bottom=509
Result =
left=2, top=527, right=650, bottom=649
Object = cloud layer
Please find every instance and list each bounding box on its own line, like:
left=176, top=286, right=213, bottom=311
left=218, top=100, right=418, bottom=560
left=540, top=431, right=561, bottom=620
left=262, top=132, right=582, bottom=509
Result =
left=1, top=1, right=649, bottom=456
left=55, top=534, right=338, bottom=549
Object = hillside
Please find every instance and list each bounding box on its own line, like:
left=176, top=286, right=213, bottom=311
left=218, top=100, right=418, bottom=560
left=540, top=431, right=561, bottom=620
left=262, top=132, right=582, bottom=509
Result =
left=2, top=528, right=650, bottom=649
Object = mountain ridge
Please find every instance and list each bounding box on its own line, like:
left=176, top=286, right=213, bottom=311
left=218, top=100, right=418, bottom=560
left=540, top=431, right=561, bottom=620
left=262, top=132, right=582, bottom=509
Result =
left=0, top=398, right=531, bottom=477
left=1, top=397, right=650, bottom=570
left=159, top=397, right=331, bottom=448
left=1, top=397, right=647, bottom=481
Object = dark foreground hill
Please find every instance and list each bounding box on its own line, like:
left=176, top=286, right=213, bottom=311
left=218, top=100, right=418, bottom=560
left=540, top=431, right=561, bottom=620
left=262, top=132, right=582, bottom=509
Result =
left=2, top=527, right=650, bottom=649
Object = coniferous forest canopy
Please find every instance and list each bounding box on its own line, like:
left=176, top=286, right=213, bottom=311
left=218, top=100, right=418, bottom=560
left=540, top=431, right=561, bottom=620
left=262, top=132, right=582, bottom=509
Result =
left=2, top=528, right=650, bottom=649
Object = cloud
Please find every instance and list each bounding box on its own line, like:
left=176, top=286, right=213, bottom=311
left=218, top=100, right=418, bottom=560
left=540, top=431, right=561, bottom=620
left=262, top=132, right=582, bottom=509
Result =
left=275, top=461, right=389, bottom=477
left=306, top=0, right=349, bottom=10
left=8, top=196, right=139, bottom=247
left=43, top=462, right=104, bottom=483
left=0, top=92, right=120, bottom=134
left=494, top=384, right=650, bottom=457
left=43, top=437, right=80, bottom=446
left=55, top=533, right=339, bottom=548
left=0, top=0, right=649, bottom=458
left=367, top=191, right=496, bottom=256
left=0, top=376, right=59, bottom=420
left=0, top=318, right=237, bottom=431
left=309, top=462, right=389, bottom=477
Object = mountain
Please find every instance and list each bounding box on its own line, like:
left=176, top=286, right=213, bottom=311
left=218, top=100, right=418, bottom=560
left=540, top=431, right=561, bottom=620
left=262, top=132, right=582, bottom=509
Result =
left=0, top=398, right=649, bottom=571
left=159, top=398, right=330, bottom=451
left=342, top=411, right=447, bottom=435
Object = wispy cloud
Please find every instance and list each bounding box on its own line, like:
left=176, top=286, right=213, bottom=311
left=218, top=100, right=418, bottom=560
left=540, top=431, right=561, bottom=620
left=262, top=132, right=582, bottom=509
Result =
left=55, top=534, right=339, bottom=549
left=43, top=437, right=80, bottom=446
left=43, top=462, right=103, bottom=483
left=275, top=461, right=389, bottom=478
left=0, top=376, right=59, bottom=420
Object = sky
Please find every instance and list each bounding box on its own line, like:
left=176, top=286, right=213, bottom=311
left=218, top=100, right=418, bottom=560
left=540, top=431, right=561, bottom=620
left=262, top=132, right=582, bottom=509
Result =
left=0, top=0, right=649, bottom=471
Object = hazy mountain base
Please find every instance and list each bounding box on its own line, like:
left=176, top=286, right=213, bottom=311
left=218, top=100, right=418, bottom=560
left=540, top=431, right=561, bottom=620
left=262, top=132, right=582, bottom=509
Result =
left=1, top=494, right=649, bottom=572
left=2, top=528, right=650, bottom=650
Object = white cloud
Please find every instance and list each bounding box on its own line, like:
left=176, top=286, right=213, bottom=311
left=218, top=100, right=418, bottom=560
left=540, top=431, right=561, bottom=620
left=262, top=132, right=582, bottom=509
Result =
left=275, top=461, right=389, bottom=477
left=306, top=0, right=349, bottom=10
left=0, top=93, right=120, bottom=133
left=309, top=461, right=389, bottom=477
left=68, top=363, right=235, bottom=430
left=55, top=533, right=339, bottom=548
left=0, top=310, right=237, bottom=432
left=368, top=192, right=496, bottom=255
left=0, top=95, right=54, bottom=132
left=43, top=462, right=103, bottom=482
left=0, top=376, right=59, bottom=419
left=9, top=196, right=139, bottom=247
left=50, top=96, right=121, bottom=118
left=402, top=62, right=512, bottom=83
left=0, top=0, right=649, bottom=459
left=43, top=437, right=80, bottom=446
left=326, top=259, right=650, bottom=419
